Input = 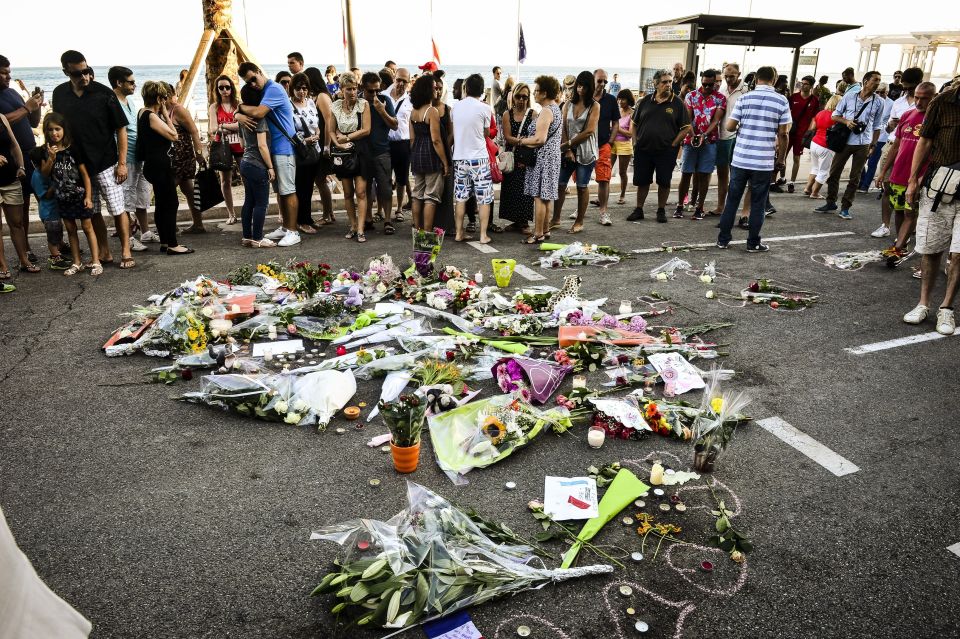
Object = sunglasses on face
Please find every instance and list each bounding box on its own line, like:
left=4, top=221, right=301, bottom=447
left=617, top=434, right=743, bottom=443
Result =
left=280, top=80, right=291, bottom=86
left=123, top=79, right=136, bottom=86
left=294, top=86, right=309, bottom=92
left=218, top=85, right=231, bottom=91
left=515, top=94, right=529, bottom=100
left=596, top=79, right=607, bottom=84
left=244, top=77, right=258, bottom=86
left=68, top=68, right=94, bottom=79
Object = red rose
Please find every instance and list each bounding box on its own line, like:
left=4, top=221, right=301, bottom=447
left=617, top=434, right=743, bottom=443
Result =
left=180, top=369, right=193, bottom=381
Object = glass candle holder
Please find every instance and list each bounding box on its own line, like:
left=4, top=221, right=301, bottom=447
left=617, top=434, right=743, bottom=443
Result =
left=587, top=425, right=606, bottom=448
left=619, top=300, right=632, bottom=314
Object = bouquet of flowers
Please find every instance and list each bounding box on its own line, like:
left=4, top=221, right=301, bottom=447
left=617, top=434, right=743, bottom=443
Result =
left=638, top=397, right=695, bottom=440
left=538, top=242, right=627, bottom=268
left=179, top=369, right=357, bottom=429
left=493, top=356, right=572, bottom=405
left=741, top=279, right=819, bottom=309
left=309, top=481, right=611, bottom=630
left=380, top=394, right=427, bottom=448
left=587, top=396, right=652, bottom=440
left=481, top=313, right=546, bottom=336
left=429, top=395, right=573, bottom=484
left=410, top=228, right=445, bottom=277
left=692, top=374, right=752, bottom=472
left=287, top=261, right=332, bottom=298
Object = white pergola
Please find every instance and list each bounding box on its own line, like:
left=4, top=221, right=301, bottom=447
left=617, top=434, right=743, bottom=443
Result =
left=857, top=31, right=960, bottom=79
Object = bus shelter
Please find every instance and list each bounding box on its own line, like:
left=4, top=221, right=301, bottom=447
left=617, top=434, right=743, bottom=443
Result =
left=639, top=15, right=860, bottom=93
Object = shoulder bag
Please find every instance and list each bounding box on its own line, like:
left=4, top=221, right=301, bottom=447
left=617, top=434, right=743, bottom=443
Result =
left=825, top=98, right=871, bottom=153
left=497, top=109, right=533, bottom=174
left=329, top=111, right=362, bottom=174
left=208, top=131, right=234, bottom=171
left=516, top=108, right=559, bottom=169
left=267, top=110, right=320, bottom=167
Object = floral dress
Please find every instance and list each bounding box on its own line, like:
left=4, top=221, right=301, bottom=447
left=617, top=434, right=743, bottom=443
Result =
left=524, top=104, right=562, bottom=201
left=499, top=109, right=534, bottom=225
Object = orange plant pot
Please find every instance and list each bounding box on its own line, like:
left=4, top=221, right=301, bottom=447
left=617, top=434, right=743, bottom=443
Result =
left=390, top=441, right=421, bottom=473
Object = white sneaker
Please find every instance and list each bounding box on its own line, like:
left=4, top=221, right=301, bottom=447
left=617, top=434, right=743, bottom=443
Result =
left=277, top=230, right=301, bottom=247
left=599, top=212, right=612, bottom=226
left=936, top=308, right=955, bottom=335
left=140, top=230, right=159, bottom=243
left=903, top=304, right=929, bottom=324
left=254, top=238, right=277, bottom=248
left=568, top=211, right=577, bottom=220
left=870, top=224, right=890, bottom=238
left=130, top=237, right=148, bottom=252
left=265, top=227, right=287, bottom=241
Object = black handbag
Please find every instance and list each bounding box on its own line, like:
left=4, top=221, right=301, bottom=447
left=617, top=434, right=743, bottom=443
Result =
left=192, top=166, right=225, bottom=213
left=825, top=98, right=872, bottom=153
left=208, top=133, right=233, bottom=171
left=330, top=145, right=358, bottom=174
left=268, top=111, right=320, bottom=166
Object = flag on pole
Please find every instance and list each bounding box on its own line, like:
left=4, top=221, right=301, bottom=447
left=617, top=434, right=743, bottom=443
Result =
left=432, top=38, right=442, bottom=66
left=518, top=24, right=527, bottom=63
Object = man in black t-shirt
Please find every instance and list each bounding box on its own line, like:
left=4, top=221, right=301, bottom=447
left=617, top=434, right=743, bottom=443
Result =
left=52, top=50, right=133, bottom=267
left=629, top=69, right=691, bottom=223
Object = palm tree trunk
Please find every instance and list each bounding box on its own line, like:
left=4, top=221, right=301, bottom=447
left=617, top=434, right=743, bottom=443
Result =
left=202, top=0, right=237, bottom=105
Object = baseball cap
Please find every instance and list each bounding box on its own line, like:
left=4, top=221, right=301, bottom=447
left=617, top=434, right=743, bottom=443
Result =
left=419, top=61, right=439, bottom=72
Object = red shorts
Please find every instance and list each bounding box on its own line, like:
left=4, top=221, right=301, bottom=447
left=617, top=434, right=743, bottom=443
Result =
left=790, top=132, right=806, bottom=157
left=595, top=143, right=612, bottom=182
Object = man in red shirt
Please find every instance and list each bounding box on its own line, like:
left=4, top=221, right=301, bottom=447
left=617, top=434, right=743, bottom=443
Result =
left=875, top=82, right=936, bottom=265
left=786, top=76, right=820, bottom=192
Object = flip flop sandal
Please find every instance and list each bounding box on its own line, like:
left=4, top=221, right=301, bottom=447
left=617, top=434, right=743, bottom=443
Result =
left=89, top=263, right=104, bottom=276
left=490, top=223, right=504, bottom=233
left=20, top=263, right=41, bottom=273
left=120, top=257, right=136, bottom=269
left=345, top=230, right=358, bottom=240
left=0, top=270, right=11, bottom=280
left=357, top=233, right=367, bottom=243
left=394, top=212, right=405, bottom=223
left=384, top=224, right=395, bottom=235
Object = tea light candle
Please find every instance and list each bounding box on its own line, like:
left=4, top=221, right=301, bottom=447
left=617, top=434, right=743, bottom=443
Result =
left=587, top=425, right=606, bottom=448
left=619, top=300, right=632, bottom=314
left=267, top=325, right=278, bottom=340
left=263, top=350, right=273, bottom=362
left=572, top=375, right=587, bottom=389
left=475, top=271, right=483, bottom=284
left=231, top=303, right=241, bottom=313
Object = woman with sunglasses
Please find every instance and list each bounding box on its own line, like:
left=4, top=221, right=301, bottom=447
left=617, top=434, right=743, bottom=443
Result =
left=328, top=71, right=372, bottom=242
left=207, top=75, right=241, bottom=225
left=289, top=72, right=323, bottom=234
left=497, top=81, right=534, bottom=233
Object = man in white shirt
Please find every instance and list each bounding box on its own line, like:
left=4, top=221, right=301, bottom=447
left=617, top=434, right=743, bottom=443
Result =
left=451, top=73, right=494, bottom=243
left=490, top=67, right=503, bottom=108
left=383, top=67, right=413, bottom=221
left=714, top=63, right=749, bottom=214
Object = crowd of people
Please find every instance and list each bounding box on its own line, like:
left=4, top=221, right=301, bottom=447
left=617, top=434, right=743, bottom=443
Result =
left=0, top=51, right=958, bottom=333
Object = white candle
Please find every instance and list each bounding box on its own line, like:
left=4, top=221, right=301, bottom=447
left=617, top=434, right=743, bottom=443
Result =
left=587, top=426, right=605, bottom=448
left=264, top=350, right=274, bottom=362
left=475, top=271, right=483, bottom=284
left=267, top=325, right=277, bottom=339
left=619, top=300, right=632, bottom=314
left=649, top=462, right=664, bottom=485
left=572, top=375, right=587, bottom=389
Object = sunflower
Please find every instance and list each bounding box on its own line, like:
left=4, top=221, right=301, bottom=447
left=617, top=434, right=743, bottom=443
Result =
left=481, top=416, right=506, bottom=445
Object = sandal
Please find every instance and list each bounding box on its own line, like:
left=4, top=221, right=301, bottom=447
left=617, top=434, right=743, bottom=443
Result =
left=120, top=257, right=136, bottom=269
left=384, top=223, right=395, bottom=235
left=64, top=263, right=84, bottom=276
left=523, top=235, right=543, bottom=245
left=490, top=223, right=504, bottom=233
left=617, top=197, right=626, bottom=205
left=89, top=263, right=104, bottom=276
left=20, top=263, right=41, bottom=273
left=226, top=215, right=238, bottom=225
left=466, top=221, right=477, bottom=233
left=298, top=224, right=318, bottom=235
left=166, top=246, right=195, bottom=255
left=394, top=212, right=405, bottom=223
left=357, top=233, right=367, bottom=243
left=345, top=230, right=357, bottom=240
left=0, top=270, right=10, bottom=280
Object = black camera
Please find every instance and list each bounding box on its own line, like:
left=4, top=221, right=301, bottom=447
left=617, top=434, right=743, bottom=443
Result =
left=851, top=121, right=867, bottom=134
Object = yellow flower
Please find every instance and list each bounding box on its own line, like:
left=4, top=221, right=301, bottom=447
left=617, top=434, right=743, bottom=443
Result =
left=711, top=397, right=724, bottom=413
left=636, top=522, right=652, bottom=535
left=187, top=329, right=199, bottom=340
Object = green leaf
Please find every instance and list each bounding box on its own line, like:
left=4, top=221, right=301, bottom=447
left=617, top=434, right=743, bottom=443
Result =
left=349, top=582, right=370, bottom=602
left=719, top=539, right=735, bottom=552
left=386, top=589, right=402, bottom=624
left=739, top=540, right=753, bottom=553
left=361, top=558, right=387, bottom=580
left=716, top=518, right=729, bottom=533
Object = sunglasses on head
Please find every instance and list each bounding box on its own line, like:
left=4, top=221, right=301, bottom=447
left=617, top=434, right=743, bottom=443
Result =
left=68, top=68, right=94, bottom=79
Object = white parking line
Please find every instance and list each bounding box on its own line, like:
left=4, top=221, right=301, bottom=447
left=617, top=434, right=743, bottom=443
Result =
left=845, top=330, right=959, bottom=355
left=467, top=241, right=499, bottom=253
left=948, top=542, right=960, bottom=558
left=756, top=417, right=860, bottom=477
left=513, top=264, right=546, bottom=281
left=631, top=231, right=855, bottom=254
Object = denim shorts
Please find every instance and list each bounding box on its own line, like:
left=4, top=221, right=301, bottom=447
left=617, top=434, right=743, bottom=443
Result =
left=559, top=160, right=596, bottom=188
left=272, top=154, right=296, bottom=196
left=681, top=143, right=718, bottom=174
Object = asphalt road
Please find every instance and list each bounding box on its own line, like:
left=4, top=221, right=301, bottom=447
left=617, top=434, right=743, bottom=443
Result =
left=2, top=182, right=959, bottom=639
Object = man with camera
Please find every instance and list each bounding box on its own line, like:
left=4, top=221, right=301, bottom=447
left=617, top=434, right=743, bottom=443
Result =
left=815, top=71, right=884, bottom=219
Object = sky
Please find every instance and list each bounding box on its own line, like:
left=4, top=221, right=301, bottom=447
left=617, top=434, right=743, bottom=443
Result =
left=5, top=0, right=958, bottom=77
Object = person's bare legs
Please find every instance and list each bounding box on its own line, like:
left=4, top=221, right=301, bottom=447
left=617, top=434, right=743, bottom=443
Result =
left=919, top=253, right=943, bottom=307
left=62, top=218, right=82, bottom=266
left=314, top=174, right=334, bottom=223
left=570, top=186, right=589, bottom=232
left=353, top=176, right=368, bottom=236
left=532, top=197, right=549, bottom=239
left=0, top=217, right=9, bottom=273
left=617, top=155, right=630, bottom=201
left=635, top=184, right=650, bottom=210
left=114, top=212, right=133, bottom=261
left=598, top=181, right=610, bottom=216
left=454, top=201, right=468, bottom=240
left=893, top=210, right=917, bottom=250
left=790, top=154, right=802, bottom=184
left=676, top=173, right=692, bottom=212
left=423, top=201, right=437, bottom=231
left=552, top=179, right=568, bottom=227
left=942, top=252, right=960, bottom=308
left=656, top=183, right=670, bottom=209
left=810, top=179, right=824, bottom=198
left=694, top=172, right=711, bottom=211
left=80, top=218, right=101, bottom=267
left=220, top=169, right=237, bottom=223
left=478, top=203, right=492, bottom=244
left=89, top=213, right=112, bottom=261
left=280, top=192, right=298, bottom=232
left=179, top=178, right=203, bottom=230
left=1, top=204, right=32, bottom=268
left=804, top=174, right=817, bottom=196
left=411, top=197, right=424, bottom=229
left=341, top=178, right=358, bottom=235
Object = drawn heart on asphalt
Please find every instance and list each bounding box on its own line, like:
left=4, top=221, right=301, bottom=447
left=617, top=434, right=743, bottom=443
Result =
left=665, top=543, right=748, bottom=596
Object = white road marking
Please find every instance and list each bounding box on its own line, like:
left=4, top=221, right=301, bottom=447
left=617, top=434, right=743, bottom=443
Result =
left=947, top=542, right=960, bottom=558
left=467, top=241, right=498, bottom=253
left=513, top=264, right=546, bottom=281
left=755, top=417, right=860, bottom=477
left=631, top=231, right=855, bottom=254
left=845, top=330, right=959, bottom=354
